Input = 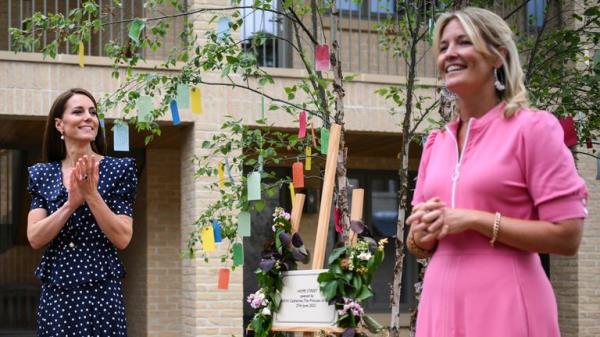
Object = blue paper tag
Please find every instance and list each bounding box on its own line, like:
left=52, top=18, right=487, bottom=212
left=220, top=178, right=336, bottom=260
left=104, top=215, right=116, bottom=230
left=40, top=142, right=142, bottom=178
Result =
left=212, top=219, right=222, bottom=243
left=170, top=100, right=181, bottom=125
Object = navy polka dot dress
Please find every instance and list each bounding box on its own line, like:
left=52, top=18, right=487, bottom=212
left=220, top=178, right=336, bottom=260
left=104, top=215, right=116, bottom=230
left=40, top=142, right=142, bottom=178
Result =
left=27, top=156, right=138, bottom=337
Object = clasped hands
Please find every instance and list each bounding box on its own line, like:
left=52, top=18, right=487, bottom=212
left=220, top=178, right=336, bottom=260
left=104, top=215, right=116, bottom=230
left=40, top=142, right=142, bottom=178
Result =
left=66, top=155, right=101, bottom=208
left=406, top=197, right=476, bottom=247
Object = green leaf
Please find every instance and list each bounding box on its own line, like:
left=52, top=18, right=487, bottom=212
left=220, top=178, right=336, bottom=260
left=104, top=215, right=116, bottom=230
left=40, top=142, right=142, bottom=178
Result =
left=356, top=286, right=373, bottom=301
left=317, top=272, right=336, bottom=283
left=362, top=314, right=383, bottom=333
left=253, top=199, right=266, bottom=212
left=327, top=247, right=347, bottom=265
left=128, top=18, right=146, bottom=43
left=322, top=281, right=338, bottom=300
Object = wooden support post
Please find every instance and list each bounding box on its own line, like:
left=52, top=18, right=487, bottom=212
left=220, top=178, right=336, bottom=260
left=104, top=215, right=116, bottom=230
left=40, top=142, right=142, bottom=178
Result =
left=291, top=193, right=306, bottom=234
left=348, top=188, right=364, bottom=245
left=312, top=124, right=342, bottom=270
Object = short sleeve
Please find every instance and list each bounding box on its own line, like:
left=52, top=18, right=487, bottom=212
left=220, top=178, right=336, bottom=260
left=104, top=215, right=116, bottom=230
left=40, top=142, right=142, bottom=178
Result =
left=111, top=158, right=138, bottom=217
left=519, top=112, right=588, bottom=221
left=27, top=166, right=47, bottom=211
left=412, top=131, right=439, bottom=206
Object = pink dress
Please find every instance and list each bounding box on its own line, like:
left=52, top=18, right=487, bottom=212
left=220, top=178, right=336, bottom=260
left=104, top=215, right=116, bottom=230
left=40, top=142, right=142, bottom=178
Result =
left=412, top=103, right=588, bottom=337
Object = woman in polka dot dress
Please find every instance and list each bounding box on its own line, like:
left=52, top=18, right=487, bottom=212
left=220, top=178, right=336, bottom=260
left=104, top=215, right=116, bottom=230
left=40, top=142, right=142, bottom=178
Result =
left=27, top=88, right=138, bottom=336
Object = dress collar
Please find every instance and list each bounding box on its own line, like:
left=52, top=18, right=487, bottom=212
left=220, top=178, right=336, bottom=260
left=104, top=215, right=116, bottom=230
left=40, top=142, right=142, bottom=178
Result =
left=446, top=101, right=506, bottom=135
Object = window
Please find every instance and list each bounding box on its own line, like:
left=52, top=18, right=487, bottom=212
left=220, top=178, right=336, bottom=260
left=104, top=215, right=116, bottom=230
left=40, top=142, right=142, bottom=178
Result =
left=0, top=149, right=26, bottom=252
left=526, top=0, right=546, bottom=29
left=336, top=0, right=395, bottom=15
left=348, top=170, right=419, bottom=312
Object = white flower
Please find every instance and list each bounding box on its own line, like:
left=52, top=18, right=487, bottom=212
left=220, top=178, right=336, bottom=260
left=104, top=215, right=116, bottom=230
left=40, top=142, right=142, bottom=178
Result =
left=261, top=307, right=271, bottom=316
left=357, top=252, right=372, bottom=261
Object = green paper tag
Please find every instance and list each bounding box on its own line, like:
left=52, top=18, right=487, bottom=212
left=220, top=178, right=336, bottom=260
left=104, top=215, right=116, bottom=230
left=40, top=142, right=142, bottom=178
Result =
left=128, top=18, right=146, bottom=43
left=232, top=242, right=244, bottom=266
left=320, top=127, right=330, bottom=155
left=176, top=84, right=190, bottom=109
left=237, top=212, right=251, bottom=237
left=136, top=96, right=153, bottom=122
left=247, top=172, right=261, bottom=201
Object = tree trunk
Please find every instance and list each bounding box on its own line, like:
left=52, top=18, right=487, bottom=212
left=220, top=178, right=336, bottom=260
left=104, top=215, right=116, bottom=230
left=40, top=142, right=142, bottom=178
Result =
left=389, top=1, right=423, bottom=336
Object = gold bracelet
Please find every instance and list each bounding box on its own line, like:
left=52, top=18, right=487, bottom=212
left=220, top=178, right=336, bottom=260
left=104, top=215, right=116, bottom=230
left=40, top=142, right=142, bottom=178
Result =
left=407, top=233, right=434, bottom=259
left=489, top=212, right=501, bottom=247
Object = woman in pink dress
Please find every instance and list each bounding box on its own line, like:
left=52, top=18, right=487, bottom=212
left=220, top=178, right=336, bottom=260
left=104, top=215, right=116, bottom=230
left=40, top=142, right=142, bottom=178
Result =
left=405, top=7, right=588, bottom=337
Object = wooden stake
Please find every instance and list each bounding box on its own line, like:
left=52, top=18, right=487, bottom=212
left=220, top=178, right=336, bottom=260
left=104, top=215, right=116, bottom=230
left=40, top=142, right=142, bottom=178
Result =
left=349, top=189, right=364, bottom=245
left=291, top=193, right=306, bottom=234
left=312, top=124, right=342, bottom=270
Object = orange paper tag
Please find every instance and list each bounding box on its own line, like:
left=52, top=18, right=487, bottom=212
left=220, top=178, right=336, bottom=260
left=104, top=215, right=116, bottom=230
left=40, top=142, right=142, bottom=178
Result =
left=218, top=268, right=230, bottom=290
left=292, top=162, right=304, bottom=188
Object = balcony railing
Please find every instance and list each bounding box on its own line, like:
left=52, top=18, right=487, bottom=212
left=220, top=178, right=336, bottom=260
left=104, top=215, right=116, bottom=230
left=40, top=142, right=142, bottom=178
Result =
left=1, top=1, right=532, bottom=78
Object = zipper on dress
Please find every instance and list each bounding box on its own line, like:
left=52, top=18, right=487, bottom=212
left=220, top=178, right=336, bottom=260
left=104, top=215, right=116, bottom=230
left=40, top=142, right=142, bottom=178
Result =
left=445, top=119, right=473, bottom=208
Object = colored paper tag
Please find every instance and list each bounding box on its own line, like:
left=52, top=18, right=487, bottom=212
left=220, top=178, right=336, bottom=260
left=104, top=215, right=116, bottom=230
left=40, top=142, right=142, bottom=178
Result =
left=237, top=212, right=251, bottom=237
left=261, top=96, right=265, bottom=119
left=292, top=162, right=304, bottom=188
left=128, top=18, right=145, bottom=44
left=216, top=17, right=230, bottom=40
left=298, top=111, right=307, bottom=138
left=310, top=122, right=317, bottom=148
left=113, top=123, right=129, bottom=152
left=78, top=41, right=85, bottom=68
left=289, top=182, right=295, bottom=207
left=136, top=95, right=153, bottom=123
left=201, top=226, right=216, bottom=252
left=586, top=138, right=593, bottom=149
left=305, top=146, right=312, bottom=171
left=334, top=207, right=342, bottom=233
left=320, top=127, right=330, bottom=154
left=258, top=155, right=264, bottom=173
left=212, top=219, right=222, bottom=243
left=247, top=171, right=261, bottom=201
left=218, top=161, right=225, bottom=189
left=217, top=268, right=230, bottom=290
left=232, top=242, right=244, bottom=266
left=170, top=100, right=181, bottom=125
left=558, top=116, right=577, bottom=147
left=176, top=84, right=190, bottom=109
left=190, top=86, right=203, bottom=114
left=597, top=158, right=600, bottom=180
left=315, top=44, right=330, bottom=72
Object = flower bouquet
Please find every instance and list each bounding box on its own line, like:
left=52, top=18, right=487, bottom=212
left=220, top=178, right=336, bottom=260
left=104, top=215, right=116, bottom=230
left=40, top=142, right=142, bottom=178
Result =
left=246, top=207, right=311, bottom=337
left=317, top=220, right=387, bottom=337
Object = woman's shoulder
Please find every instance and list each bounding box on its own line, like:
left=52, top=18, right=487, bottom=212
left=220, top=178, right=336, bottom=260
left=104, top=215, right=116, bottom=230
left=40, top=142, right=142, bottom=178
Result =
left=511, top=107, right=558, bottom=127
left=102, top=156, right=137, bottom=179
left=28, top=162, right=58, bottom=179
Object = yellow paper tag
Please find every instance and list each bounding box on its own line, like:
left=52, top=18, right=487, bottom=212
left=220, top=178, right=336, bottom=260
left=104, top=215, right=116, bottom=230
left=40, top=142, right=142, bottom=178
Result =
left=78, top=41, right=85, bottom=68
left=190, top=86, right=203, bottom=114
left=218, top=161, right=225, bottom=189
left=201, top=226, right=216, bottom=252
left=289, top=182, right=295, bottom=207
left=305, top=146, right=311, bottom=171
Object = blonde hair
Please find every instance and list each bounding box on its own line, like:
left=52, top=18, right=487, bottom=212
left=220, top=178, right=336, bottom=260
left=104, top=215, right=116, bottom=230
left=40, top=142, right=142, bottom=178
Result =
left=433, top=7, right=529, bottom=117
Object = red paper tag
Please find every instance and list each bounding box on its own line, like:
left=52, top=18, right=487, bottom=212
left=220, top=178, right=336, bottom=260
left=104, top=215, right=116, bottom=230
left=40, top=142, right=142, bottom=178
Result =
left=298, top=111, right=307, bottom=138
left=218, top=268, right=230, bottom=290
left=334, top=207, right=342, bottom=233
left=586, top=138, right=593, bottom=149
left=292, top=162, right=304, bottom=188
left=315, top=44, right=330, bottom=72
left=558, top=116, right=577, bottom=147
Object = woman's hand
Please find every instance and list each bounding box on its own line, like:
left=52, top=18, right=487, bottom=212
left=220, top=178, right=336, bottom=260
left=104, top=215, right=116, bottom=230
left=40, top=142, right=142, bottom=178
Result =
left=66, top=168, right=85, bottom=210
left=73, top=155, right=100, bottom=201
left=406, top=197, right=445, bottom=248
left=436, top=208, right=480, bottom=239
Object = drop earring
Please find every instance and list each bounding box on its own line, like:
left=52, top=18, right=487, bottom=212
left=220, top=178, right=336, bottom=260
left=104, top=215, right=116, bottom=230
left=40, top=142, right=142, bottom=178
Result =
left=440, top=80, right=457, bottom=101
left=60, top=133, right=64, bottom=140
left=494, top=67, right=506, bottom=91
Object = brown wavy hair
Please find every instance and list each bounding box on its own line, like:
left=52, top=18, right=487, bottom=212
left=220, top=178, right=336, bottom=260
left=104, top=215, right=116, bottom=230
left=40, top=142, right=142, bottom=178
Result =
left=43, top=88, right=107, bottom=162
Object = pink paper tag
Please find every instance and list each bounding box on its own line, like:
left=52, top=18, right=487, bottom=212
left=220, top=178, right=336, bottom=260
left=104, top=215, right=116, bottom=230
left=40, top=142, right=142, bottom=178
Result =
left=315, top=44, right=330, bottom=72
left=298, top=111, right=307, bottom=138
left=334, top=207, right=342, bottom=233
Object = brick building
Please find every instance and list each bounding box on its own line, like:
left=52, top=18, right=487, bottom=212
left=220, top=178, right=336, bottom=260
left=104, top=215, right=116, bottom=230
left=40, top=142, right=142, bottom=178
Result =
left=0, top=1, right=598, bottom=337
